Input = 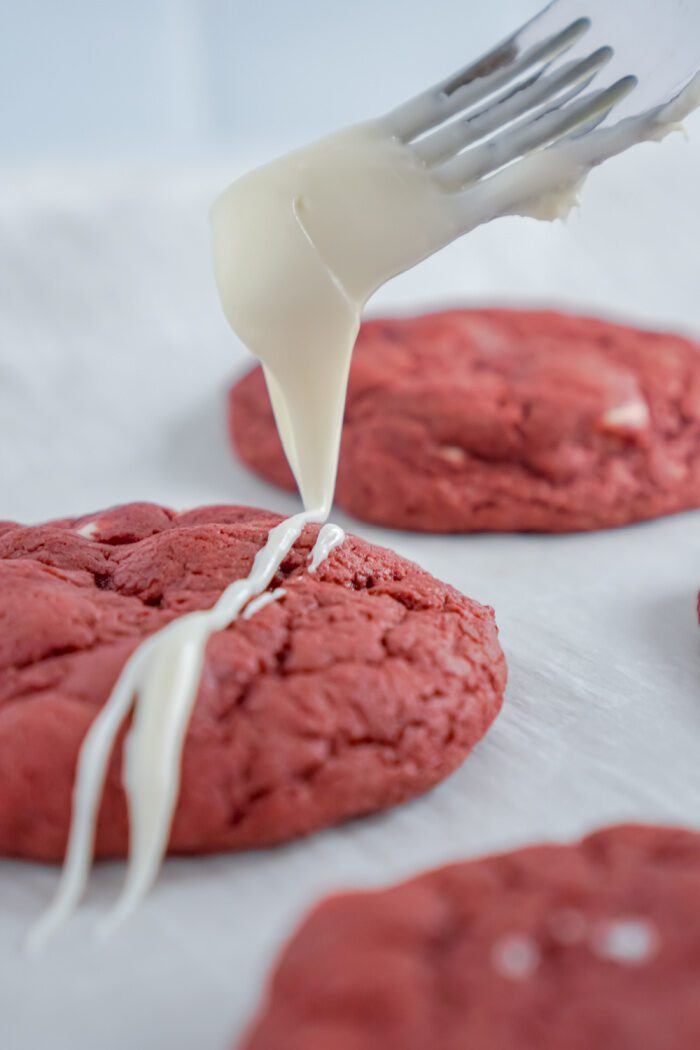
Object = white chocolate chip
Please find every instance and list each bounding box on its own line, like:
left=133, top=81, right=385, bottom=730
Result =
left=491, top=933, right=541, bottom=980
left=76, top=521, right=98, bottom=538
left=602, top=398, right=650, bottom=432
left=591, top=918, right=660, bottom=966
left=438, top=445, right=467, bottom=465
left=463, top=318, right=508, bottom=354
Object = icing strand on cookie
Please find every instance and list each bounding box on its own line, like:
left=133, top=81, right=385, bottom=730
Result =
left=242, top=587, right=287, bottom=620
left=27, top=514, right=342, bottom=952
left=25, top=643, right=154, bottom=952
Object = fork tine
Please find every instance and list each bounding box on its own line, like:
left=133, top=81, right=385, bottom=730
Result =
left=436, top=75, right=638, bottom=189
left=388, top=17, right=591, bottom=141
left=448, top=73, right=700, bottom=234
left=414, top=46, right=614, bottom=167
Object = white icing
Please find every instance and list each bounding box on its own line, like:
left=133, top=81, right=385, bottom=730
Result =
left=242, top=587, right=286, bottom=620
left=590, top=917, right=660, bottom=965
left=308, top=523, right=345, bottom=573
left=491, top=933, right=541, bottom=979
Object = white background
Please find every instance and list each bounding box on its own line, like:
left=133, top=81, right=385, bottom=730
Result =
left=1, top=0, right=542, bottom=161
left=1, top=3, right=700, bottom=1049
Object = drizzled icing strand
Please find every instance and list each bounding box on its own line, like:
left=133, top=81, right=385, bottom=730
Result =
left=27, top=512, right=343, bottom=952
left=242, top=587, right=287, bottom=620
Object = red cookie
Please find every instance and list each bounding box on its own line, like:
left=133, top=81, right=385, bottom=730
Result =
left=0, top=502, right=505, bottom=862
left=240, top=824, right=700, bottom=1050
left=229, top=308, right=700, bottom=532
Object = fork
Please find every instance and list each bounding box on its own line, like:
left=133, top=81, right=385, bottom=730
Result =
left=383, top=0, right=700, bottom=226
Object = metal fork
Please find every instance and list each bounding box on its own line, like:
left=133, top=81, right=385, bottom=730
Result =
left=385, top=0, right=700, bottom=207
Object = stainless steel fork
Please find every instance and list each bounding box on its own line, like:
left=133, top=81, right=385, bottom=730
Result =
left=386, top=0, right=700, bottom=194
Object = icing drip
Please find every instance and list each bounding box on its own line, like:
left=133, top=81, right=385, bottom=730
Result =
left=308, top=523, right=346, bottom=573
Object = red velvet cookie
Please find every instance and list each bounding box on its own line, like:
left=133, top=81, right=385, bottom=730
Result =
left=229, top=308, right=700, bottom=532
left=240, top=824, right=700, bottom=1050
left=0, top=502, right=505, bottom=862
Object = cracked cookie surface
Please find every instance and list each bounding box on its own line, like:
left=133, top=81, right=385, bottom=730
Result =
left=0, top=502, right=506, bottom=861
left=229, top=308, right=700, bottom=532
left=241, top=824, right=700, bottom=1050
